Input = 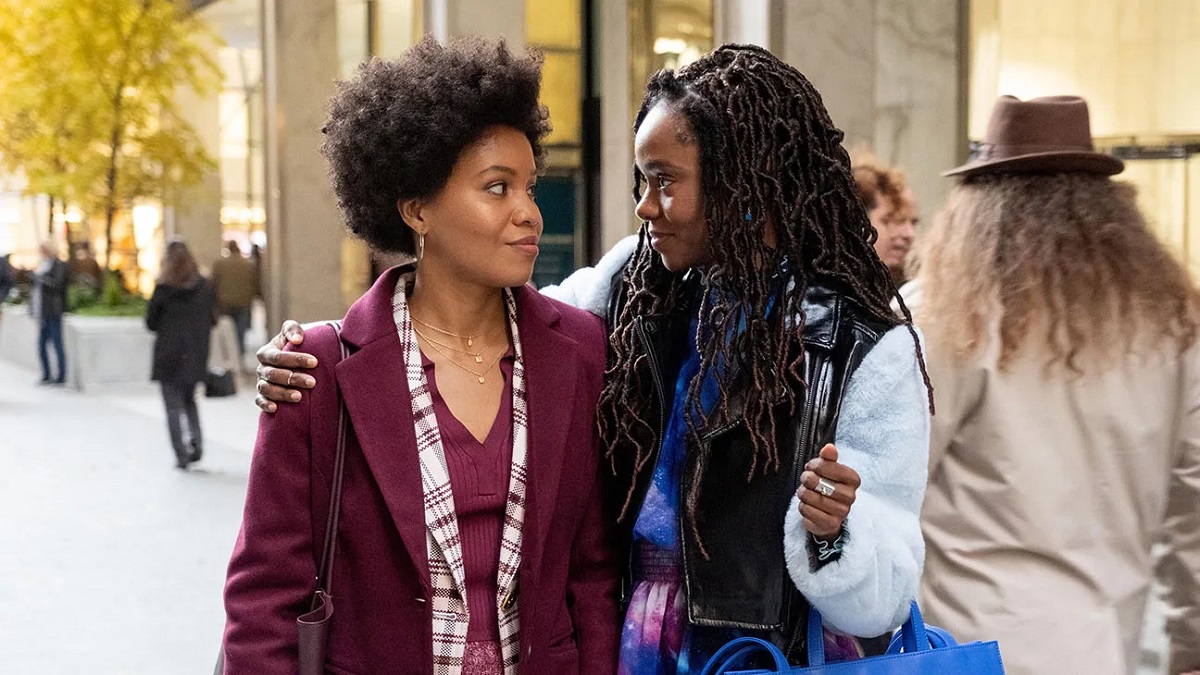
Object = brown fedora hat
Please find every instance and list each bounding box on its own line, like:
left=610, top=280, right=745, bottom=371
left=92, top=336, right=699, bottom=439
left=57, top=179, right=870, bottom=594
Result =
left=944, top=95, right=1124, bottom=177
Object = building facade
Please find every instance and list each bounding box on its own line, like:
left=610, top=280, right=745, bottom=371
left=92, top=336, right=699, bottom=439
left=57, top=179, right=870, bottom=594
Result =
left=168, top=0, right=1197, bottom=328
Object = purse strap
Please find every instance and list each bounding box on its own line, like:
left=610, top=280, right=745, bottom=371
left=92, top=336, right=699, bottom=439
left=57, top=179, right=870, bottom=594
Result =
left=315, top=320, right=349, bottom=595
left=697, top=636, right=789, bottom=675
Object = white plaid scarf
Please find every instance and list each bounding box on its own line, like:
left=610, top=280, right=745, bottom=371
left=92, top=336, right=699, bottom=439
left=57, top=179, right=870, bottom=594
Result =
left=393, top=279, right=528, bottom=675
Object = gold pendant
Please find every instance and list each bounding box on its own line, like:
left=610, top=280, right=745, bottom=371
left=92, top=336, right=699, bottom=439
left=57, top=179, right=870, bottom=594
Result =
left=474, top=354, right=483, bottom=364
left=468, top=337, right=474, bottom=348
left=477, top=376, right=485, bottom=384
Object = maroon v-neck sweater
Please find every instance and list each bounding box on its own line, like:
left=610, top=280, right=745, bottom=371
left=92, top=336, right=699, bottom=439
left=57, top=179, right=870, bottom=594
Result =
left=422, top=352, right=515, bottom=643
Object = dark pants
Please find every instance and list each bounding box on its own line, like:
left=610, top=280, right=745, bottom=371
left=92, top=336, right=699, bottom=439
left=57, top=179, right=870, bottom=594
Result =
left=226, top=307, right=251, bottom=359
left=38, top=315, right=66, bottom=383
left=161, top=381, right=202, bottom=464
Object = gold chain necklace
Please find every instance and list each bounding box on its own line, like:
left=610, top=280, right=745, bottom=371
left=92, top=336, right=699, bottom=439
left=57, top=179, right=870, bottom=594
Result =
left=412, top=315, right=483, bottom=348
left=413, top=326, right=484, bottom=364
left=420, top=337, right=505, bottom=384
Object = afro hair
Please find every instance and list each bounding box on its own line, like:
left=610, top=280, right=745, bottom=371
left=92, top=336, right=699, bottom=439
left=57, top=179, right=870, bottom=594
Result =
left=320, top=35, right=551, bottom=254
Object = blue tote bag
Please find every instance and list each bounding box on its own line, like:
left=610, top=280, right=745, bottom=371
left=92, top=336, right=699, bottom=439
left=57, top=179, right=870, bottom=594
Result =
left=699, top=601, right=1005, bottom=675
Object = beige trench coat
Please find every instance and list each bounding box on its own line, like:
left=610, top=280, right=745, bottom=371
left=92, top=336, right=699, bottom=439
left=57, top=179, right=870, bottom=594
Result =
left=909, top=292, right=1200, bottom=675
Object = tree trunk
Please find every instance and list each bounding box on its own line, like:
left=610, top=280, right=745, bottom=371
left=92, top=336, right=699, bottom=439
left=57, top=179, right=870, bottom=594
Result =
left=46, top=195, right=55, bottom=237
left=103, top=99, right=123, bottom=273
left=101, top=0, right=153, bottom=274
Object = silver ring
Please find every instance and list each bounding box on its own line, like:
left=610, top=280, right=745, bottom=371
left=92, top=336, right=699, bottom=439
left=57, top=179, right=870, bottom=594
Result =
left=284, top=371, right=293, bottom=387
left=815, top=478, right=836, bottom=498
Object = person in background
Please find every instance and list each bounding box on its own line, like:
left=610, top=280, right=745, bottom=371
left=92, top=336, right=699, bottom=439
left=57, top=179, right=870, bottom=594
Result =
left=0, top=251, right=12, bottom=303
left=145, top=239, right=216, bottom=470
left=32, top=239, right=68, bottom=385
left=0, top=250, right=13, bottom=338
left=910, top=95, right=1200, bottom=675
left=67, top=241, right=105, bottom=291
left=211, top=239, right=259, bottom=363
left=851, top=152, right=918, bottom=286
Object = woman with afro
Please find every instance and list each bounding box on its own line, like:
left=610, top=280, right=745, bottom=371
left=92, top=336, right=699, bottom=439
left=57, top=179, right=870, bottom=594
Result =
left=257, top=44, right=932, bottom=671
left=222, top=37, right=621, bottom=675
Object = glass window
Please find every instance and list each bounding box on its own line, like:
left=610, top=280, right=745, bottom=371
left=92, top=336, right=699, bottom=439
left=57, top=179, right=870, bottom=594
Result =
left=524, top=0, right=586, bottom=285
left=628, top=0, right=713, bottom=120
left=969, top=0, right=1200, bottom=139
left=541, top=51, right=582, bottom=147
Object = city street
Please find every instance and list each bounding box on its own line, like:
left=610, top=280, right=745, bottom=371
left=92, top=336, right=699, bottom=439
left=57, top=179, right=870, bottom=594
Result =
left=0, top=356, right=1173, bottom=674
left=0, top=358, right=258, bottom=674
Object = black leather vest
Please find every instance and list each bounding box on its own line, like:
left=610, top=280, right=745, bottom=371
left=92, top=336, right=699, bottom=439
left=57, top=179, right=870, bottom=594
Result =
left=605, top=272, right=892, bottom=661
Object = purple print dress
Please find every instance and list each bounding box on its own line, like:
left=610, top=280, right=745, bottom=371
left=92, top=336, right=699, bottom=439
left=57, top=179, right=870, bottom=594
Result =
left=617, top=315, right=869, bottom=675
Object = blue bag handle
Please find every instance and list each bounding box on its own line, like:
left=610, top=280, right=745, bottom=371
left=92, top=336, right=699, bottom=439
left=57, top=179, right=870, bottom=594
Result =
left=698, top=636, right=790, bottom=675
left=808, top=600, right=943, bottom=665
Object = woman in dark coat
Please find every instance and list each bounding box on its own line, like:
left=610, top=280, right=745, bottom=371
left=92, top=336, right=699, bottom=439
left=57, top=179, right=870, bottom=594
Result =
left=146, top=239, right=216, bottom=469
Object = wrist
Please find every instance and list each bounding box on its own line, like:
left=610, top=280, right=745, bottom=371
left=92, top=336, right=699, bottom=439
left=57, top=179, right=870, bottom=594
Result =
left=811, top=530, right=845, bottom=562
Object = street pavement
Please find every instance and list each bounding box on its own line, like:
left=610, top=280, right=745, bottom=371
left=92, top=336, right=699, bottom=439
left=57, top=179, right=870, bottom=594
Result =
left=0, top=358, right=259, bottom=674
left=0, top=356, right=1173, bottom=674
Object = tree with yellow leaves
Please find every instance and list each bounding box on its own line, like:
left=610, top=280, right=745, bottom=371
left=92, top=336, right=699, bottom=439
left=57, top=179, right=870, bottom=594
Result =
left=0, top=0, right=222, bottom=271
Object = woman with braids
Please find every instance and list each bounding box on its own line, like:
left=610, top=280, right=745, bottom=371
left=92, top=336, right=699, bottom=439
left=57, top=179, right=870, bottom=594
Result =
left=256, top=44, right=932, bottom=671
left=910, top=96, right=1200, bottom=675
left=222, top=37, right=620, bottom=674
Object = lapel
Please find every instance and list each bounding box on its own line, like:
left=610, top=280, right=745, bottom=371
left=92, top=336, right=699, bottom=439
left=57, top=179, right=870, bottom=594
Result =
left=511, top=286, right=580, bottom=585
left=334, top=335, right=431, bottom=592
left=334, top=265, right=431, bottom=592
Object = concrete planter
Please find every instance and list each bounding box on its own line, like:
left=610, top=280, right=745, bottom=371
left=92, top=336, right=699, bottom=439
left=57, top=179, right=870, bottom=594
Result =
left=0, top=304, right=154, bottom=391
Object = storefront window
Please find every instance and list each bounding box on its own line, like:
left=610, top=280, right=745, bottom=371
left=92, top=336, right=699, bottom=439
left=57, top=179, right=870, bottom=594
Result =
left=526, top=0, right=585, bottom=287
left=217, top=45, right=266, bottom=250
left=628, top=0, right=713, bottom=120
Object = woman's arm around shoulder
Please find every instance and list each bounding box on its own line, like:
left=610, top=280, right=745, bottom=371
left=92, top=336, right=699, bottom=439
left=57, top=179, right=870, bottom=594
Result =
left=784, top=325, right=932, bottom=636
left=222, top=324, right=342, bottom=673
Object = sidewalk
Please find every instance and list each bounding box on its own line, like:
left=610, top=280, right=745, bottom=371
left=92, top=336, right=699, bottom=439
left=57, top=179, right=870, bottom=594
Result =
left=0, top=358, right=260, bottom=674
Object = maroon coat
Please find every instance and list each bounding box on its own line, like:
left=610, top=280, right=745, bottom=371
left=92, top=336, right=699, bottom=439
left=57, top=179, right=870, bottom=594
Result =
left=223, top=269, right=620, bottom=675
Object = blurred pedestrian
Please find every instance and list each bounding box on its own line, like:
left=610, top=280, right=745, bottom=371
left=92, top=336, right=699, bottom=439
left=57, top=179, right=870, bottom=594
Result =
left=0, top=251, right=12, bottom=301
left=67, top=241, right=105, bottom=291
left=910, top=95, right=1200, bottom=675
left=210, top=239, right=259, bottom=364
left=145, top=239, right=216, bottom=470
left=32, top=239, right=68, bottom=385
left=852, top=152, right=918, bottom=286
left=0, top=251, right=12, bottom=338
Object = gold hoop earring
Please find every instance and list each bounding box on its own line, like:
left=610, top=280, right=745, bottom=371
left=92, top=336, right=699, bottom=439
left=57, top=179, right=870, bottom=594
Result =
left=417, top=233, right=425, bottom=262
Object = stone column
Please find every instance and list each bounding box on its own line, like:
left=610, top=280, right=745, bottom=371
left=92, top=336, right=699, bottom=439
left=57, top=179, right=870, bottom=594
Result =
left=448, top=0, right=524, bottom=45
left=873, top=0, right=967, bottom=229
left=598, top=0, right=636, bottom=254
left=261, top=0, right=346, bottom=326
left=171, top=81, right=222, bottom=273
left=776, top=0, right=878, bottom=147
left=716, top=0, right=771, bottom=47
left=773, top=0, right=967, bottom=226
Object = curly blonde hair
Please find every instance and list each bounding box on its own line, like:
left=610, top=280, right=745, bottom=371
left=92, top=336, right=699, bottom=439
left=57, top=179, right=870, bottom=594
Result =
left=910, top=173, right=1200, bottom=373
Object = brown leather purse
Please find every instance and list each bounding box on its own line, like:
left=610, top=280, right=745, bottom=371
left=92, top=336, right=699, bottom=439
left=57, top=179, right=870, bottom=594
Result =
left=216, top=321, right=350, bottom=675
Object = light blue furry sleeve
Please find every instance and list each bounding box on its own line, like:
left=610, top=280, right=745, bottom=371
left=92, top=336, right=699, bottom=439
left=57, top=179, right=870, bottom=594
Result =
left=538, top=235, right=639, bottom=316
left=784, top=325, right=931, bottom=636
